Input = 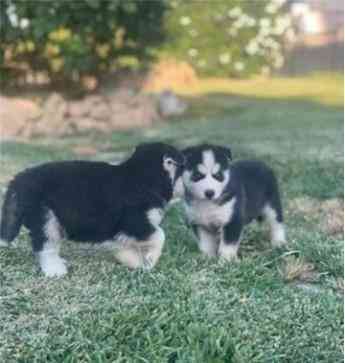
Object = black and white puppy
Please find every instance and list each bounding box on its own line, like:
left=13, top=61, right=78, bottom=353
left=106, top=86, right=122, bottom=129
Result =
left=0, top=142, right=185, bottom=277
left=182, top=144, right=286, bottom=260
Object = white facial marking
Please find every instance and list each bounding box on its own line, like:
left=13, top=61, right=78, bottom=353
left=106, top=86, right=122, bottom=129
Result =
left=212, top=163, right=221, bottom=174
left=38, top=210, right=67, bottom=277
left=203, top=150, right=215, bottom=171
left=183, top=150, right=230, bottom=200
left=163, top=156, right=177, bottom=182
left=263, top=205, right=286, bottom=247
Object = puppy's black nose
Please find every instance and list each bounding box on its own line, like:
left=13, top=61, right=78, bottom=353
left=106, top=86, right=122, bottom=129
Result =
left=205, top=190, right=215, bottom=200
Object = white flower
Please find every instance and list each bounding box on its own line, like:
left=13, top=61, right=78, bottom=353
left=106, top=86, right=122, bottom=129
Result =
left=219, top=52, right=231, bottom=65
left=197, top=59, right=206, bottom=68
left=245, top=41, right=259, bottom=55
left=265, top=3, right=278, bottom=14
left=246, top=17, right=256, bottom=27
left=227, top=28, right=238, bottom=37
left=180, top=16, right=191, bottom=26
left=171, top=0, right=178, bottom=8
left=7, top=4, right=18, bottom=27
left=259, top=27, right=271, bottom=37
left=188, top=48, right=198, bottom=57
left=227, top=6, right=242, bottom=18
left=238, top=14, right=257, bottom=28
left=260, top=18, right=271, bottom=28
left=233, top=19, right=245, bottom=29
left=8, top=12, right=18, bottom=27
left=19, top=18, right=29, bottom=29
left=285, top=28, right=296, bottom=42
left=274, top=15, right=292, bottom=34
left=234, top=61, right=245, bottom=71
left=272, top=0, right=286, bottom=7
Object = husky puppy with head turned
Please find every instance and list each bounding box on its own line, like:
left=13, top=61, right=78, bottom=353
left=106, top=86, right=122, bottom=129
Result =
left=0, top=142, right=185, bottom=277
left=182, top=144, right=286, bottom=261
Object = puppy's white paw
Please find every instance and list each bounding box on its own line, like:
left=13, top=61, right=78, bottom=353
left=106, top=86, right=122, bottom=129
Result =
left=40, top=256, right=68, bottom=277
left=0, top=239, right=9, bottom=247
left=271, top=224, right=287, bottom=248
left=218, top=243, right=239, bottom=262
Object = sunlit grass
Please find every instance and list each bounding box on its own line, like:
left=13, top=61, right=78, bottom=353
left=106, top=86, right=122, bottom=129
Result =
left=0, top=74, right=343, bottom=362
left=152, top=72, right=344, bottom=107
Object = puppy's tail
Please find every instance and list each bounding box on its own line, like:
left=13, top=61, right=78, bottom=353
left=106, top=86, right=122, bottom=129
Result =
left=0, top=183, right=24, bottom=245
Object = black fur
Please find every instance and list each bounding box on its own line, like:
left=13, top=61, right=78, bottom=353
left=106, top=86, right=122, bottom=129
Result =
left=0, top=142, right=184, bottom=253
left=223, top=159, right=284, bottom=225
left=182, top=144, right=285, bottom=258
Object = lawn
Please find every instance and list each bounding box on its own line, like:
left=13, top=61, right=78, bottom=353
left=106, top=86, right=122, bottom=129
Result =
left=0, top=74, right=343, bottom=362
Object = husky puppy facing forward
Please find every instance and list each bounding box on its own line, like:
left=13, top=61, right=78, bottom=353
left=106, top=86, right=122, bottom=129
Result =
left=0, top=143, right=185, bottom=277
left=182, top=144, right=286, bottom=261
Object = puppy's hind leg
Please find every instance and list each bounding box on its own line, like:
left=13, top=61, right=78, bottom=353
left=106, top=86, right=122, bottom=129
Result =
left=263, top=201, right=286, bottom=248
left=115, top=245, right=143, bottom=269
left=194, top=225, right=218, bottom=257
left=218, top=209, right=242, bottom=262
left=114, top=228, right=165, bottom=270
left=30, top=208, right=67, bottom=277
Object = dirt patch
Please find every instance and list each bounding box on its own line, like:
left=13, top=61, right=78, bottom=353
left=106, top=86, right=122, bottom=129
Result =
left=289, top=197, right=344, bottom=237
left=143, top=59, right=197, bottom=93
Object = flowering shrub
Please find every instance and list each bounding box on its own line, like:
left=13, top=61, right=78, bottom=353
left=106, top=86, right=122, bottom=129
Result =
left=164, top=0, right=294, bottom=77
left=1, top=0, right=166, bottom=83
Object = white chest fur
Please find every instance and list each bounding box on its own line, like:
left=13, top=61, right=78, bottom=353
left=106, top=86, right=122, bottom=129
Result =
left=147, top=208, right=164, bottom=227
left=184, top=197, right=236, bottom=228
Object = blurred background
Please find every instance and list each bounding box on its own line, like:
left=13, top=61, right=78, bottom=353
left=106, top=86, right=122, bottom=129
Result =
left=0, top=0, right=343, bottom=142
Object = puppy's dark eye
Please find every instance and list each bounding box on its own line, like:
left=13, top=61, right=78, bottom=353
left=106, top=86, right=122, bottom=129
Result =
left=213, top=171, right=224, bottom=182
left=191, top=171, right=205, bottom=182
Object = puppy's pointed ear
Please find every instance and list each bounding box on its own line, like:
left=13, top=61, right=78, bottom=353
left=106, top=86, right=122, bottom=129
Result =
left=217, top=146, right=232, bottom=161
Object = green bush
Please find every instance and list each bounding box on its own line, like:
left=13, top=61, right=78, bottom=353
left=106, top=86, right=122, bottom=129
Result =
left=163, top=0, right=294, bottom=77
left=1, top=0, right=167, bottom=83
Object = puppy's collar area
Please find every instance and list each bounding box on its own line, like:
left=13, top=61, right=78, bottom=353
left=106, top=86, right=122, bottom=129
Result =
left=184, top=189, right=235, bottom=206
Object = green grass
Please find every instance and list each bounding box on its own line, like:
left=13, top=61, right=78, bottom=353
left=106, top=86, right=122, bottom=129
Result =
left=0, top=74, right=343, bottom=362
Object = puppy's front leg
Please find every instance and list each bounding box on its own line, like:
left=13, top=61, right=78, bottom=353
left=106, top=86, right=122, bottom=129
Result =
left=114, top=227, right=165, bottom=270
left=218, top=214, right=243, bottom=262
left=115, top=243, right=143, bottom=269
left=141, top=227, right=165, bottom=270
left=193, top=225, right=218, bottom=257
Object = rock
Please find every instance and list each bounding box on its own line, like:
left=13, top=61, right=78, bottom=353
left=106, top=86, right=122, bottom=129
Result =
left=1, top=86, right=161, bottom=139
left=158, top=89, right=188, bottom=117
left=0, top=96, right=41, bottom=139
left=23, top=93, right=71, bottom=137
